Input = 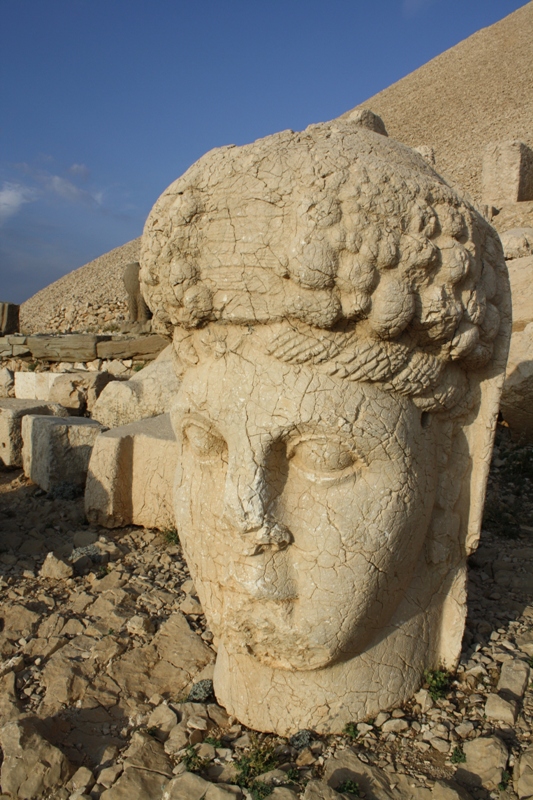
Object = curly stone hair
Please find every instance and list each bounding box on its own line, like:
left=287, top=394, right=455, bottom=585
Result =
left=140, top=119, right=508, bottom=412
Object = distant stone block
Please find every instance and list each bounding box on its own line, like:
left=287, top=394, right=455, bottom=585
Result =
left=0, top=303, right=19, bottom=335
left=22, top=415, right=103, bottom=492
left=85, top=413, right=177, bottom=530
left=26, top=335, right=110, bottom=362
left=0, top=368, right=14, bottom=398
left=15, top=370, right=115, bottom=413
left=482, top=140, right=533, bottom=207
left=0, top=399, right=69, bottom=467
left=96, top=334, right=168, bottom=361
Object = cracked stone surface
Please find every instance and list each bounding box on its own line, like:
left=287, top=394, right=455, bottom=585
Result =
left=139, top=116, right=511, bottom=733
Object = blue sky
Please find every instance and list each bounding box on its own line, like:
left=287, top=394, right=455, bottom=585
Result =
left=0, top=0, right=527, bottom=303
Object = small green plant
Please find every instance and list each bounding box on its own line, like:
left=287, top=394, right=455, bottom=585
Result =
left=133, top=363, right=144, bottom=372
left=344, top=722, right=359, bottom=739
left=286, top=767, right=300, bottom=783
left=424, top=668, right=452, bottom=700
left=498, top=770, right=511, bottom=791
left=97, top=564, right=111, bottom=578
left=146, top=726, right=159, bottom=738
left=249, top=783, right=272, bottom=800
left=450, top=746, right=466, bottom=764
left=28, top=361, right=38, bottom=372
left=163, top=528, right=179, bottom=546
left=235, top=737, right=278, bottom=789
left=181, top=745, right=209, bottom=773
left=204, top=736, right=223, bottom=747
left=337, top=779, right=360, bottom=796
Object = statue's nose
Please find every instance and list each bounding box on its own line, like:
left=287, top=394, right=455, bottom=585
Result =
left=221, top=452, right=291, bottom=553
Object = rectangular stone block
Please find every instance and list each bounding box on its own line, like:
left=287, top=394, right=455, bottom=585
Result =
left=0, top=337, right=12, bottom=357
left=14, top=370, right=114, bottom=413
left=0, top=399, right=69, bottom=467
left=96, top=334, right=168, bottom=361
left=0, top=302, right=19, bottom=335
left=26, top=335, right=110, bottom=362
left=482, top=140, right=533, bottom=207
left=85, top=413, right=177, bottom=530
left=22, top=415, right=103, bottom=493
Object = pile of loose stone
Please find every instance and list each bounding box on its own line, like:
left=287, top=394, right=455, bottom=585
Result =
left=0, top=427, right=533, bottom=800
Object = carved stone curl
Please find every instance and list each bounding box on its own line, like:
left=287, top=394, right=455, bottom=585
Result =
left=140, top=118, right=511, bottom=734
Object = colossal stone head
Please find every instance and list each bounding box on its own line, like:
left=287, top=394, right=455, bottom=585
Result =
left=140, top=117, right=511, bottom=734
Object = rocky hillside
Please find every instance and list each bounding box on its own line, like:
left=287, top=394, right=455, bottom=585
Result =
left=343, top=2, right=533, bottom=203
left=19, top=238, right=141, bottom=335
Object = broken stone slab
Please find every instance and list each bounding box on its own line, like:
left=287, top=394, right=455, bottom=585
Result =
left=162, top=773, right=243, bottom=800
left=484, top=692, right=518, bottom=725
left=431, top=781, right=473, bottom=800
left=0, top=718, right=74, bottom=799
left=26, top=334, right=110, bottom=362
left=91, top=344, right=179, bottom=428
left=500, top=227, right=533, bottom=260
left=15, top=370, right=114, bottom=413
left=497, top=658, right=530, bottom=698
left=96, top=333, right=168, bottom=361
left=455, top=736, right=508, bottom=790
left=0, top=302, right=19, bottom=335
left=0, top=398, right=69, bottom=467
left=323, top=747, right=398, bottom=798
left=0, top=368, right=13, bottom=398
left=85, top=413, right=177, bottom=530
left=515, top=743, right=533, bottom=799
left=22, top=415, right=103, bottom=493
left=99, top=767, right=168, bottom=800
left=482, top=140, right=533, bottom=207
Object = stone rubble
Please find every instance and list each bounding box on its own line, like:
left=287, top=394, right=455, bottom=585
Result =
left=0, top=423, right=531, bottom=798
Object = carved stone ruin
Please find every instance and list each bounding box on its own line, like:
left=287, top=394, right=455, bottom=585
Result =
left=0, top=302, right=19, bottom=335
left=139, top=117, right=511, bottom=734
left=482, top=140, right=533, bottom=208
left=123, top=261, right=152, bottom=324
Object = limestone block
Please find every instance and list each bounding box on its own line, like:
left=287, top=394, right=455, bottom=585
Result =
left=15, top=370, right=114, bottom=412
left=96, top=334, right=167, bottom=361
left=0, top=337, right=12, bottom=357
left=0, top=399, right=69, bottom=467
left=482, top=140, right=533, bottom=207
left=515, top=744, right=533, bottom=799
left=500, top=227, right=533, bottom=260
left=0, top=368, right=14, bottom=398
left=498, top=658, right=530, bottom=698
left=26, top=334, right=109, bottom=362
left=22, top=415, right=103, bottom=492
left=484, top=692, right=518, bottom=725
left=499, top=255, right=533, bottom=440
left=456, top=736, right=508, bottom=790
left=139, top=118, right=510, bottom=733
left=92, top=344, right=179, bottom=428
left=492, top=200, right=533, bottom=234
left=0, top=302, right=19, bottom=335
left=85, top=413, right=177, bottom=530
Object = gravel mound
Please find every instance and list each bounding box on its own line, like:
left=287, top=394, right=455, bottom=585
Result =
left=343, top=2, right=533, bottom=202
left=19, top=237, right=141, bottom=335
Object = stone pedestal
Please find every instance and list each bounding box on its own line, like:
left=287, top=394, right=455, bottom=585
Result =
left=482, top=140, right=533, bottom=207
left=0, top=399, right=68, bottom=467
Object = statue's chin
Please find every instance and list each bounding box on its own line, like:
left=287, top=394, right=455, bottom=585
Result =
left=221, top=625, right=338, bottom=671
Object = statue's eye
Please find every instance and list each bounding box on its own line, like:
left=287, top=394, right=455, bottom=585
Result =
left=182, top=421, right=226, bottom=459
left=287, top=436, right=357, bottom=476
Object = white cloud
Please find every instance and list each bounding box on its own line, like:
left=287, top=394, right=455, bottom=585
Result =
left=402, top=0, right=436, bottom=15
left=0, top=182, right=38, bottom=224
left=45, top=174, right=102, bottom=207
left=69, top=163, right=90, bottom=180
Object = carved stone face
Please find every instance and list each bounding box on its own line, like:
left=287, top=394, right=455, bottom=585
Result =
left=172, top=339, right=438, bottom=671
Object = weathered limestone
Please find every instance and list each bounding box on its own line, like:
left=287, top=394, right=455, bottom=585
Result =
left=92, top=344, right=179, bottom=428
left=0, top=398, right=69, bottom=467
left=14, top=370, right=114, bottom=413
left=499, top=227, right=533, bottom=260
left=96, top=333, right=167, bottom=360
left=0, top=367, right=14, bottom=398
left=123, top=261, right=152, bottom=323
left=499, top=253, right=533, bottom=439
left=482, top=141, right=533, bottom=207
left=140, top=116, right=511, bottom=733
left=26, top=334, right=106, bottom=361
left=85, top=413, right=177, bottom=529
left=22, top=415, right=103, bottom=492
left=0, top=302, right=19, bottom=335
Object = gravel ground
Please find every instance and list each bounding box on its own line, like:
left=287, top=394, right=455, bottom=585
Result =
left=19, top=238, right=141, bottom=335
left=343, top=2, right=533, bottom=204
